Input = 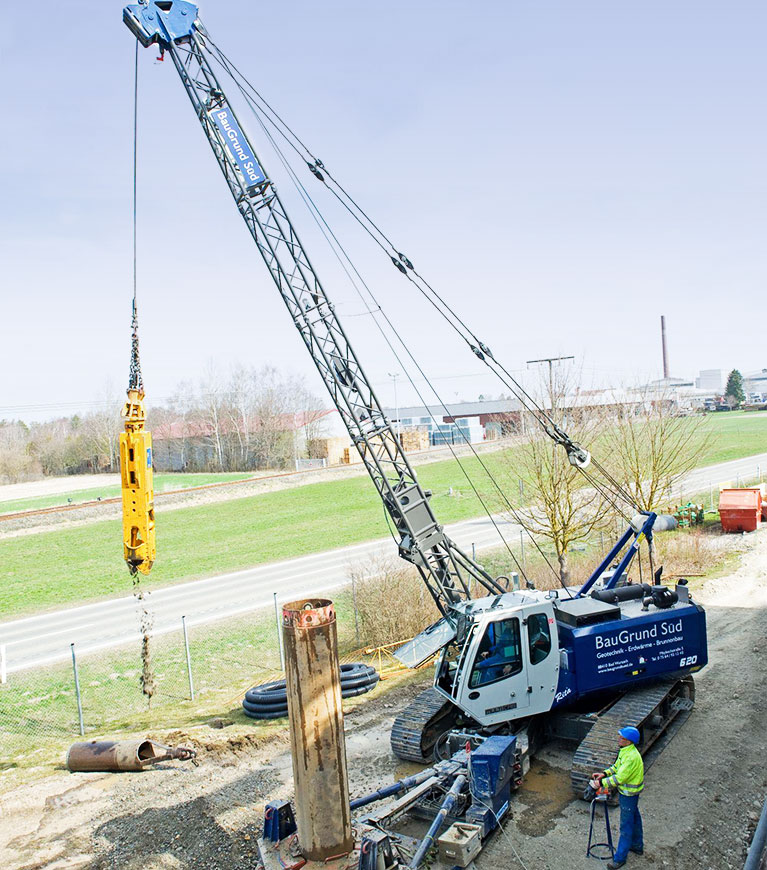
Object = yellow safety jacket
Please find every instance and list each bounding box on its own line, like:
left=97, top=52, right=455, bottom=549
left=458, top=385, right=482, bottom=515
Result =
left=602, top=743, right=644, bottom=797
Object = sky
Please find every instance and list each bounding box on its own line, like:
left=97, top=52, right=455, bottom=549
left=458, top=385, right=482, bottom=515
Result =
left=1, top=1, right=765, bottom=422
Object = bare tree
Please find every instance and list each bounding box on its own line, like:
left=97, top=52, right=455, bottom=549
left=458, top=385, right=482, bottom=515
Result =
left=0, top=421, right=38, bottom=483
left=199, top=362, right=227, bottom=470
left=502, top=369, right=613, bottom=585
left=83, top=384, right=123, bottom=472
left=226, top=364, right=253, bottom=468
left=602, top=386, right=712, bottom=576
left=248, top=367, right=296, bottom=468
left=603, top=387, right=711, bottom=512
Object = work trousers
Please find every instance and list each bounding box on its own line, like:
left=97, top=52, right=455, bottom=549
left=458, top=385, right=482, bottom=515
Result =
left=614, top=793, right=643, bottom=863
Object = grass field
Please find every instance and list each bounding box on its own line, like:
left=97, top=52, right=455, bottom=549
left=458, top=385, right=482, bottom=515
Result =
left=2, top=410, right=763, bottom=517
left=0, top=588, right=412, bottom=776
left=693, top=410, right=767, bottom=464
left=0, top=451, right=515, bottom=617
left=0, top=472, right=252, bottom=515
left=1, top=412, right=765, bottom=619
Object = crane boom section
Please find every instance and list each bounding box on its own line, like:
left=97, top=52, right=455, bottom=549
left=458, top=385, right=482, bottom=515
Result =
left=123, top=1, right=504, bottom=615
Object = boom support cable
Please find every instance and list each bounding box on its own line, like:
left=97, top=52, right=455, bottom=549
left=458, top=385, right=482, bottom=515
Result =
left=204, top=44, right=570, bottom=591
left=203, top=38, right=639, bottom=514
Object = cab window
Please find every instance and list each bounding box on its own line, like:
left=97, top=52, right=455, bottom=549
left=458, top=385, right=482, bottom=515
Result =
left=469, top=618, right=523, bottom=688
left=527, top=612, right=552, bottom=665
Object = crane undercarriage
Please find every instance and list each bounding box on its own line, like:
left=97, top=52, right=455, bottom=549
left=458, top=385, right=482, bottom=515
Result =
left=392, top=675, right=696, bottom=798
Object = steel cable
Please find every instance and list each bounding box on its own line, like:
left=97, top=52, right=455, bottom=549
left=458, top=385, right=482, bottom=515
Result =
left=201, top=42, right=632, bottom=590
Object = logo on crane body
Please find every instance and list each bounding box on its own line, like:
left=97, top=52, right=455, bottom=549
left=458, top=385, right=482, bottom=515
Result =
left=210, top=107, right=266, bottom=187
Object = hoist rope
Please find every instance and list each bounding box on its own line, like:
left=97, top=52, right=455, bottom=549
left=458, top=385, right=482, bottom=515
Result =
left=129, top=39, right=143, bottom=393
left=205, top=46, right=573, bottom=592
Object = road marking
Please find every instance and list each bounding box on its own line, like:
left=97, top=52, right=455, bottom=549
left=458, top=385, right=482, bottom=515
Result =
left=3, top=623, right=96, bottom=646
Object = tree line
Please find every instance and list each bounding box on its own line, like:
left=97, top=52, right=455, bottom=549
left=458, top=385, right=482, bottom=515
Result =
left=0, top=365, right=327, bottom=483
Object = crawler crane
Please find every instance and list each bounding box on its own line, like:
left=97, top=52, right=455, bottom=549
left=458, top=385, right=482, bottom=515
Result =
left=123, top=0, right=707, bottom=797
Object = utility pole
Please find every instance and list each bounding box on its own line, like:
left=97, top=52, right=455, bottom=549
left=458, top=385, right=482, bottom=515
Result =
left=388, top=372, right=400, bottom=436
left=526, top=356, right=575, bottom=411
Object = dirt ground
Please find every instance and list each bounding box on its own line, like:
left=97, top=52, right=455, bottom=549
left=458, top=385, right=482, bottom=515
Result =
left=2, top=531, right=766, bottom=870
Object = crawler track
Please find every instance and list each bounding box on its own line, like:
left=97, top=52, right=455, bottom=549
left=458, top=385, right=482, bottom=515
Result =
left=570, top=676, right=695, bottom=796
left=391, top=688, right=460, bottom=763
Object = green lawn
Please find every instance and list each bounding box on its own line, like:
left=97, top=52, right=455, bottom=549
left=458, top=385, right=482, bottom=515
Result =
left=693, top=410, right=767, bottom=464
left=0, top=472, right=252, bottom=515
left=0, top=588, right=398, bottom=775
left=1, top=411, right=765, bottom=619
left=0, top=451, right=515, bottom=618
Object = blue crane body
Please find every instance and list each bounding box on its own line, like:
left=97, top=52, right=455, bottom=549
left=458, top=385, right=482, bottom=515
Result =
left=554, top=596, right=705, bottom=704
left=123, top=0, right=707, bottom=795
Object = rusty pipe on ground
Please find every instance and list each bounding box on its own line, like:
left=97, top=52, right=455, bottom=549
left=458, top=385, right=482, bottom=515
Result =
left=283, top=598, right=353, bottom=861
left=66, top=739, right=195, bottom=772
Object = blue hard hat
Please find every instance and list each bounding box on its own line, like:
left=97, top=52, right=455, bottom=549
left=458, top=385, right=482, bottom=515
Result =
left=619, top=726, right=640, bottom=744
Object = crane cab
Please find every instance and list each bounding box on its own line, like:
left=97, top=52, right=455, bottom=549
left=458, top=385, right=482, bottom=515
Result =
left=435, top=593, right=560, bottom=727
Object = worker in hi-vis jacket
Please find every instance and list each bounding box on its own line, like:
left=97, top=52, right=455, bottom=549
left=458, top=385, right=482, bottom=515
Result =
left=593, top=726, right=645, bottom=868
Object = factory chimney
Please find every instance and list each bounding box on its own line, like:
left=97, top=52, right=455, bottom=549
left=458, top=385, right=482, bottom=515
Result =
left=661, top=315, right=669, bottom=379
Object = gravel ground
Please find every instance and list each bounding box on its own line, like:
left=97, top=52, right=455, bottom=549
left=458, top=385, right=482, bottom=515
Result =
left=1, top=531, right=765, bottom=869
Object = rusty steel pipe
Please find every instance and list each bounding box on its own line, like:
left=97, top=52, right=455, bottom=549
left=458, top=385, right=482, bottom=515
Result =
left=66, top=739, right=195, bottom=772
left=282, top=598, right=353, bottom=861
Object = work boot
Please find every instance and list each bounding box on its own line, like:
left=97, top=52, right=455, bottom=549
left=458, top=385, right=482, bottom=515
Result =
left=607, top=862, right=626, bottom=869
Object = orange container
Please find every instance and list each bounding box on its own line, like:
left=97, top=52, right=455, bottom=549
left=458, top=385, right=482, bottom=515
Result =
left=719, top=488, right=761, bottom=533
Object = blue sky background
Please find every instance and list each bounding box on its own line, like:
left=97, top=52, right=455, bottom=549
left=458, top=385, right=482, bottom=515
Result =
left=1, top=1, right=765, bottom=420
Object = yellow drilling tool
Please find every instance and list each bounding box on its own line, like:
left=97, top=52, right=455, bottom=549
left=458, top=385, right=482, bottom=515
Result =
left=120, top=387, right=155, bottom=575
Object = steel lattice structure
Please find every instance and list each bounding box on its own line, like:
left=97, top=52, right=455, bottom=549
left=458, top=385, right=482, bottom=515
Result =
left=124, top=1, right=504, bottom=617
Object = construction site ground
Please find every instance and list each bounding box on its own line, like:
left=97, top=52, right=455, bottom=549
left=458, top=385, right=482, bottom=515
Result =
left=2, top=528, right=765, bottom=870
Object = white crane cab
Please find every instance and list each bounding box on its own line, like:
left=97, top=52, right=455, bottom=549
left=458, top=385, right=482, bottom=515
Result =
left=436, top=594, right=560, bottom=727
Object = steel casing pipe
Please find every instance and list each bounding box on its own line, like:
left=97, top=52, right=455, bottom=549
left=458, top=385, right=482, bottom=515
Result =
left=282, top=598, right=353, bottom=860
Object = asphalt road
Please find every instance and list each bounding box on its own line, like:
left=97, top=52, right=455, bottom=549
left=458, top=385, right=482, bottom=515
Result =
left=2, top=452, right=765, bottom=674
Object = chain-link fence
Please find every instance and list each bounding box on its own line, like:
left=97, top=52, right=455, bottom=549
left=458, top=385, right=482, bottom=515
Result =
left=3, top=463, right=759, bottom=771
left=0, top=608, right=289, bottom=769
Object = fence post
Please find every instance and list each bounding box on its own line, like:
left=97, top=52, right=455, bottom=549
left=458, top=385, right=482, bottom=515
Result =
left=70, top=642, right=85, bottom=737
left=519, top=529, right=526, bottom=575
left=274, top=592, right=285, bottom=670
left=182, top=616, right=195, bottom=701
left=0, top=644, right=6, bottom=684
left=351, top=574, right=360, bottom=646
